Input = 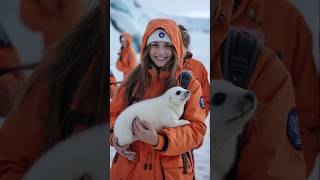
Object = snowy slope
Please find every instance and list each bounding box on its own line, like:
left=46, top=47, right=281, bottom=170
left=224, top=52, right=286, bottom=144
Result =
left=110, top=0, right=210, bottom=179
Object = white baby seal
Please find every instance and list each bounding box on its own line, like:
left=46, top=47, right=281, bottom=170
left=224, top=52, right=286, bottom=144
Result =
left=114, top=86, right=191, bottom=147
left=211, top=80, right=257, bottom=180
left=23, top=123, right=107, bottom=180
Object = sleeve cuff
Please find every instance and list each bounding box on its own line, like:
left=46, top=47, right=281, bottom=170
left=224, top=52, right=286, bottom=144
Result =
left=153, top=134, right=169, bottom=152
left=153, top=134, right=165, bottom=150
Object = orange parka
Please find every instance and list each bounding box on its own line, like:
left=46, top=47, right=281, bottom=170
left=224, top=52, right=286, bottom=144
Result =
left=115, top=32, right=137, bottom=79
left=110, top=18, right=207, bottom=180
left=231, top=0, right=320, bottom=175
left=212, top=0, right=306, bottom=179
left=182, top=57, right=210, bottom=117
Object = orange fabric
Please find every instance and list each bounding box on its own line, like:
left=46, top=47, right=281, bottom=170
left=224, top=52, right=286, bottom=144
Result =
left=182, top=58, right=210, bottom=116
left=231, top=0, right=319, bottom=175
left=0, top=47, right=25, bottom=117
left=115, top=32, right=137, bottom=78
left=212, top=0, right=306, bottom=179
left=110, top=18, right=207, bottom=180
left=109, top=72, right=117, bottom=98
left=0, top=45, right=103, bottom=179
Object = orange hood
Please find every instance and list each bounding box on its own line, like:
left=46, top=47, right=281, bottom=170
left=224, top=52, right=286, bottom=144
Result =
left=140, top=18, right=184, bottom=68
left=120, top=32, right=133, bottom=47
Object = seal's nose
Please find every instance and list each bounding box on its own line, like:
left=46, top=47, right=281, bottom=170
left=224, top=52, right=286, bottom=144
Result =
left=185, top=90, right=190, bottom=97
left=244, top=92, right=255, bottom=104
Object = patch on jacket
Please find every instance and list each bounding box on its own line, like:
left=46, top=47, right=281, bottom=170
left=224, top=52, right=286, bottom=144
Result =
left=287, top=108, right=302, bottom=150
left=199, top=96, right=205, bottom=109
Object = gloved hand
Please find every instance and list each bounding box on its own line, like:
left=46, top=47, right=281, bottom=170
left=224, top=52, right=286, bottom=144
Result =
left=132, top=117, right=158, bottom=146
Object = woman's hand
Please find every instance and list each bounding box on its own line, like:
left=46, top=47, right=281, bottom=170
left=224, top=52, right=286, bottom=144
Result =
left=112, top=136, right=136, bottom=161
left=132, top=117, right=158, bottom=146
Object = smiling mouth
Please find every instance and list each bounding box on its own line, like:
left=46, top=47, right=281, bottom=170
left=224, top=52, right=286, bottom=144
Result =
left=155, top=56, right=168, bottom=61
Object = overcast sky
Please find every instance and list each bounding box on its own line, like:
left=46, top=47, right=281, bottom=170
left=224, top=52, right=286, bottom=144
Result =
left=135, top=0, right=210, bottom=18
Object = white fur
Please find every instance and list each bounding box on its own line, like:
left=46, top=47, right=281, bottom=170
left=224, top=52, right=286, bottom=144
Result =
left=23, top=124, right=107, bottom=180
left=114, top=86, right=191, bottom=146
left=211, top=80, right=257, bottom=180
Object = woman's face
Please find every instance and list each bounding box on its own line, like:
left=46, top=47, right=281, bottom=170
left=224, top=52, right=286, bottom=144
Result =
left=149, top=41, right=173, bottom=67
left=120, top=36, right=128, bottom=48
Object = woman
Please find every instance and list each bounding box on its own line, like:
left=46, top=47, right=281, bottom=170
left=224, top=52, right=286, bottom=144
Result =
left=110, top=18, right=207, bottom=180
left=0, top=1, right=106, bottom=179
left=115, top=32, right=137, bottom=79
left=178, top=24, right=210, bottom=117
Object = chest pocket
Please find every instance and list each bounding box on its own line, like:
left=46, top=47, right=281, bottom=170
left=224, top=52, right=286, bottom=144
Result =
left=160, top=151, right=195, bottom=180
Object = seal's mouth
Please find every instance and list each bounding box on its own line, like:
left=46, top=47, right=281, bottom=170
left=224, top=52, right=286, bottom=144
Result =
left=181, top=91, right=190, bottom=101
left=226, top=105, right=255, bottom=123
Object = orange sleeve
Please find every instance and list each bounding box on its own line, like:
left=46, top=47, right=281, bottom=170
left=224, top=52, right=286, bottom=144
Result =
left=109, top=85, right=127, bottom=147
left=116, top=59, right=126, bottom=72
left=288, top=14, right=320, bottom=175
left=198, top=63, right=210, bottom=117
left=158, top=78, right=207, bottom=156
left=234, top=49, right=306, bottom=180
left=128, top=49, right=137, bottom=72
left=0, top=47, right=25, bottom=116
left=0, top=78, right=48, bottom=180
left=122, top=49, right=136, bottom=75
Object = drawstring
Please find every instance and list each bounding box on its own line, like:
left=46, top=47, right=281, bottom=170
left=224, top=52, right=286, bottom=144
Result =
left=144, top=152, right=152, bottom=170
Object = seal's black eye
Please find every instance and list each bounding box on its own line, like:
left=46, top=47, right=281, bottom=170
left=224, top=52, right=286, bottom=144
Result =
left=212, top=92, right=226, bottom=106
left=176, top=91, right=181, bottom=95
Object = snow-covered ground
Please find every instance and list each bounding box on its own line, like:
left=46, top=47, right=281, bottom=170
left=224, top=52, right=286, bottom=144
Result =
left=110, top=0, right=210, bottom=179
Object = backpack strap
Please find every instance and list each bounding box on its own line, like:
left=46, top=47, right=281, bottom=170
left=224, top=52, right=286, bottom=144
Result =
left=179, top=70, right=192, bottom=89
left=221, top=28, right=262, bottom=88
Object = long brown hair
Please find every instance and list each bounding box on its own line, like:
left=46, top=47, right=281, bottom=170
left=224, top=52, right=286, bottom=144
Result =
left=123, top=44, right=179, bottom=105
left=17, top=1, right=108, bottom=151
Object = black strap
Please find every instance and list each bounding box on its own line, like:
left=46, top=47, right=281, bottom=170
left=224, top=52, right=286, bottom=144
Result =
left=179, top=70, right=192, bottom=90
left=221, top=28, right=262, bottom=88
left=182, top=154, right=188, bottom=174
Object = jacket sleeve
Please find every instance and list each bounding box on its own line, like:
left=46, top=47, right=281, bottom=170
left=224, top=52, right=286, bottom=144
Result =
left=128, top=50, right=137, bottom=72
left=199, top=64, right=210, bottom=117
left=116, top=60, right=126, bottom=72
left=289, top=13, right=319, bottom=175
left=0, top=47, right=25, bottom=116
left=158, top=78, right=207, bottom=156
left=109, top=86, right=127, bottom=146
left=0, top=77, right=48, bottom=180
left=234, top=49, right=306, bottom=180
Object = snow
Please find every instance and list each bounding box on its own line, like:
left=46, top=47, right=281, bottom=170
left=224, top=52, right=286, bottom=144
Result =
left=110, top=0, right=210, bottom=179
